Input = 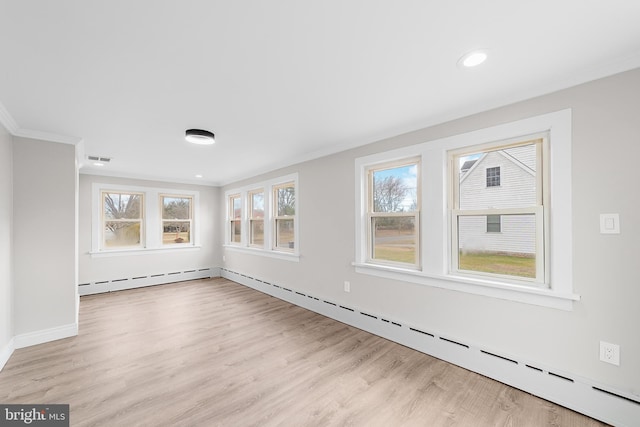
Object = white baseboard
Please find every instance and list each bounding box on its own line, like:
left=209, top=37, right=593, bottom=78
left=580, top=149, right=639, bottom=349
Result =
left=221, top=268, right=640, bottom=427
left=0, top=337, right=15, bottom=372
left=14, top=323, right=78, bottom=349
left=78, top=266, right=219, bottom=296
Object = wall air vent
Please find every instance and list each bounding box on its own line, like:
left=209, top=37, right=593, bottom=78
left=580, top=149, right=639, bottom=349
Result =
left=87, top=155, right=111, bottom=162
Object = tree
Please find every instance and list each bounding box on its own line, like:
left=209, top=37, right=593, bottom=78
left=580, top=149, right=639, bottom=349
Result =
left=277, top=187, right=295, bottom=216
left=374, top=176, right=408, bottom=212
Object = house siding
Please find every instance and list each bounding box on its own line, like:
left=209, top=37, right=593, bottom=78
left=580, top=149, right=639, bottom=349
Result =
left=458, top=147, right=537, bottom=254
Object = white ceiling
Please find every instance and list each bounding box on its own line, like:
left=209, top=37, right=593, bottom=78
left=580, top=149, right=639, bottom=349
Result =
left=1, top=1, right=640, bottom=186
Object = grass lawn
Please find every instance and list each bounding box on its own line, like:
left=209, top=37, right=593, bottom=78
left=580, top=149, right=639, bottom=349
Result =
left=459, top=252, right=535, bottom=278
left=374, top=246, right=416, bottom=264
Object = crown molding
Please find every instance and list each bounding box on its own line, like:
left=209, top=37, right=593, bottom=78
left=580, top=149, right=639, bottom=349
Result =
left=0, top=100, right=18, bottom=134
left=13, top=128, right=83, bottom=145
left=0, top=100, right=82, bottom=145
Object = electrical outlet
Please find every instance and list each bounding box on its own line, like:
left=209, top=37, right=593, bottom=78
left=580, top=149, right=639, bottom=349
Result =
left=599, top=341, right=620, bottom=366
left=344, top=281, right=351, bottom=292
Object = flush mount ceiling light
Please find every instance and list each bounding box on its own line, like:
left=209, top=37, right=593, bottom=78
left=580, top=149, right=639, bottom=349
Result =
left=185, top=129, right=215, bottom=145
left=458, top=50, right=488, bottom=68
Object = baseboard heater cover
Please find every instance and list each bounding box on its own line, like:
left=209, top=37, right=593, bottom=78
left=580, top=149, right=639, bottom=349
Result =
left=79, top=267, right=220, bottom=295
left=220, top=268, right=640, bottom=427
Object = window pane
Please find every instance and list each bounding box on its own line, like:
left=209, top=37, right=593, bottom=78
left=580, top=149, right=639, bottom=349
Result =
left=104, top=221, right=141, bottom=247
left=372, top=164, right=418, bottom=213
left=486, top=167, right=500, bottom=187
left=486, top=215, right=501, bottom=233
left=231, top=220, right=241, bottom=243
left=250, top=219, right=264, bottom=245
left=458, top=214, right=536, bottom=278
left=162, top=197, right=191, bottom=220
left=162, top=221, right=190, bottom=244
left=371, top=216, right=416, bottom=264
left=232, top=196, right=241, bottom=219
left=275, top=218, right=294, bottom=249
left=104, top=193, right=142, bottom=219
left=276, top=185, right=295, bottom=216
left=251, top=192, right=264, bottom=219
left=457, top=142, right=538, bottom=210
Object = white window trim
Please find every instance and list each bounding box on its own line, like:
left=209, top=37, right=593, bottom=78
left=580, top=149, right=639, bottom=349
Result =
left=224, top=173, right=299, bottom=261
left=365, top=158, right=421, bottom=269
left=354, top=109, right=578, bottom=310
left=91, top=183, right=200, bottom=256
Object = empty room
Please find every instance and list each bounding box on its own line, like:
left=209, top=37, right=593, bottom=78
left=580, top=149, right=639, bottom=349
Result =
left=1, top=1, right=639, bottom=426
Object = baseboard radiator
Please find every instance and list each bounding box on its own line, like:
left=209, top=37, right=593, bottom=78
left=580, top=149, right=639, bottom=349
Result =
left=220, top=268, right=639, bottom=427
left=79, top=267, right=219, bottom=296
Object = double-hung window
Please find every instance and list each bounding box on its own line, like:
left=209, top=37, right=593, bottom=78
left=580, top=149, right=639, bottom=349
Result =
left=224, top=173, right=299, bottom=258
left=355, top=110, right=574, bottom=309
left=249, top=190, right=265, bottom=247
left=161, top=195, right=193, bottom=245
left=450, top=135, right=548, bottom=284
left=273, top=182, right=296, bottom=251
left=366, top=159, right=420, bottom=268
left=102, top=191, right=144, bottom=249
left=229, top=194, right=242, bottom=244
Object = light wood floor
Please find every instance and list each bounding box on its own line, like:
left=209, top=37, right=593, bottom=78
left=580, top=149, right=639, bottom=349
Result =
left=0, top=278, right=606, bottom=426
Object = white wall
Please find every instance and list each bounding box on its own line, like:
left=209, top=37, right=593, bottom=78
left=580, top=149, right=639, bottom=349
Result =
left=78, top=174, right=221, bottom=285
left=12, top=137, right=78, bottom=343
left=221, top=68, right=640, bottom=397
left=0, top=124, right=13, bottom=368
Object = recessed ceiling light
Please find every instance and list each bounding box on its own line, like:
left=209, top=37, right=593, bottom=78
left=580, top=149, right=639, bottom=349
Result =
left=458, top=50, right=488, bottom=68
left=195, top=174, right=203, bottom=178
left=185, top=129, right=215, bottom=145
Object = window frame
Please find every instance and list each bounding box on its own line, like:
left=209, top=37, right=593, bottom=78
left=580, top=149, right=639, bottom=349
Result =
left=101, top=190, right=145, bottom=250
left=272, top=181, right=296, bottom=252
left=228, top=193, right=243, bottom=245
left=449, top=135, right=548, bottom=286
left=486, top=166, right=501, bottom=187
left=91, top=183, right=200, bottom=255
left=248, top=189, right=265, bottom=248
left=354, top=109, right=577, bottom=310
left=486, top=214, right=501, bottom=233
left=224, top=173, right=299, bottom=261
left=160, top=194, right=194, bottom=246
left=365, top=158, right=421, bottom=269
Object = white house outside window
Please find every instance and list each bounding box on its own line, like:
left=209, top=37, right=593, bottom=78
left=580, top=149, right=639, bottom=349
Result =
left=450, top=135, right=547, bottom=285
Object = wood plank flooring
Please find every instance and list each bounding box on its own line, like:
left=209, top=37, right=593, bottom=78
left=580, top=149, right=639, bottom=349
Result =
left=0, top=278, right=606, bottom=426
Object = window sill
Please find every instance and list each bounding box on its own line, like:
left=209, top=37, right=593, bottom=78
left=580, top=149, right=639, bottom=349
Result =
left=90, top=245, right=202, bottom=258
left=352, top=262, right=579, bottom=311
left=224, top=245, right=300, bottom=262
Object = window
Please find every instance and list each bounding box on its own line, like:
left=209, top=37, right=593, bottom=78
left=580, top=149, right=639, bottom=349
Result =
left=92, top=184, right=200, bottom=254
left=486, top=166, right=501, bottom=187
left=355, top=110, right=575, bottom=310
left=366, top=160, right=420, bottom=267
left=102, top=191, right=144, bottom=248
left=224, top=173, right=299, bottom=259
left=486, top=215, right=501, bottom=233
left=451, top=136, right=546, bottom=283
left=161, top=195, right=192, bottom=245
left=249, top=190, right=265, bottom=247
left=229, top=194, right=242, bottom=244
left=273, top=182, right=296, bottom=251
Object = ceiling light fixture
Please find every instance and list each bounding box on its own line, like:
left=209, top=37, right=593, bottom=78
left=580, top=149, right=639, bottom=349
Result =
left=458, top=50, right=488, bottom=68
left=185, top=129, right=215, bottom=145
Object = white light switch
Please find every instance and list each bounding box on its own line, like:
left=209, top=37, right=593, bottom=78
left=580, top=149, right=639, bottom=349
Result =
left=600, top=214, right=620, bottom=234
